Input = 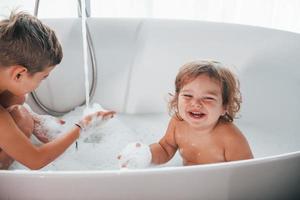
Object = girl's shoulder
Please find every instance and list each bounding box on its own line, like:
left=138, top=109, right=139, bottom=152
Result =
left=215, top=122, right=250, bottom=149
left=170, top=114, right=185, bottom=124
left=169, top=115, right=186, bottom=130
left=215, top=122, right=244, bottom=139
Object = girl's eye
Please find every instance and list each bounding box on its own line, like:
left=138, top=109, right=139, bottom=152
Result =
left=182, top=94, right=192, bottom=98
left=203, top=97, right=215, bottom=101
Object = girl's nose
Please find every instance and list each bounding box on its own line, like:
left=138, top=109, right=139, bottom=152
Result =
left=192, top=99, right=203, bottom=108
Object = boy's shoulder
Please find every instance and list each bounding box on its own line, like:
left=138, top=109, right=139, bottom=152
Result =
left=0, top=105, right=12, bottom=131
left=0, top=105, right=7, bottom=115
left=0, top=105, right=12, bottom=119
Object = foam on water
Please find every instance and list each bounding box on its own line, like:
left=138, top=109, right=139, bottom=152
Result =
left=11, top=103, right=287, bottom=171
left=10, top=103, right=157, bottom=171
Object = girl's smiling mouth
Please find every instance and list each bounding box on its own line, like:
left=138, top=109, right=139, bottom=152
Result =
left=188, top=111, right=206, bottom=119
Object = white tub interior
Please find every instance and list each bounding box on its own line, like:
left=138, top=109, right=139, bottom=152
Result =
left=1, top=18, right=300, bottom=199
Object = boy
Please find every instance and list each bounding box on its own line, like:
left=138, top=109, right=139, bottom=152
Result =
left=0, top=11, right=114, bottom=169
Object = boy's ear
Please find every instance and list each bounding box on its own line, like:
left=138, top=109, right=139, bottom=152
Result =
left=10, top=65, right=28, bottom=81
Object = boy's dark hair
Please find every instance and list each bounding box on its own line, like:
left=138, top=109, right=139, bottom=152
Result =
left=0, top=11, right=62, bottom=74
left=169, top=60, right=242, bottom=122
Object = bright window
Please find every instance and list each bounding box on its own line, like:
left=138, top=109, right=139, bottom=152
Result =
left=0, top=0, right=299, bottom=33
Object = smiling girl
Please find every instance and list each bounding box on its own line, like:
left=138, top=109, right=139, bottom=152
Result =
left=119, top=60, right=253, bottom=168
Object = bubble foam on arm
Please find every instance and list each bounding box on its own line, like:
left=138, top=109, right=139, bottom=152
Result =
left=22, top=103, right=65, bottom=143
left=33, top=115, right=66, bottom=143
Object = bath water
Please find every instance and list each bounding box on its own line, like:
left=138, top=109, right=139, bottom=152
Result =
left=9, top=106, right=180, bottom=171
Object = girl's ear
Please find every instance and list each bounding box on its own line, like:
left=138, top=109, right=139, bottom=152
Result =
left=10, top=66, right=28, bottom=81
left=222, top=105, right=228, bottom=116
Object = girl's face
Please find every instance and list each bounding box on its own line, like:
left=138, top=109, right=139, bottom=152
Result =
left=177, top=74, right=226, bottom=131
left=12, top=66, right=54, bottom=96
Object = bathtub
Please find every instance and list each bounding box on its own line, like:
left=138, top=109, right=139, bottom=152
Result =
left=0, top=18, right=300, bottom=200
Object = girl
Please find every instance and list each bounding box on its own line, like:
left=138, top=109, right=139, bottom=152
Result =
left=118, top=60, right=253, bottom=168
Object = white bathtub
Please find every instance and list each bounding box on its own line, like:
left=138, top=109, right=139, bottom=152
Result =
left=0, top=18, right=300, bottom=200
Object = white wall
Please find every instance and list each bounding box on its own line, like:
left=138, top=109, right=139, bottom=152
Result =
left=0, top=0, right=299, bottom=33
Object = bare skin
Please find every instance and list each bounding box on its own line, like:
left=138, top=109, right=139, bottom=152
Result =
left=150, top=116, right=253, bottom=165
left=0, top=92, right=34, bottom=169
left=0, top=90, right=26, bottom=108
left=0, top=105, right=78, bottom=170
left=150, top=75, right=253, bottom=166
left=0, top=67, right=115, bottom=170
left=0, top=104, right=115, bottom=170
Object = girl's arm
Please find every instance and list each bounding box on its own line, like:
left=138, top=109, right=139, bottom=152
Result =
left=150, top=116, right=178, bottom=164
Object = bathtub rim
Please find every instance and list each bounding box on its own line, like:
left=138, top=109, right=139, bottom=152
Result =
left=1, top=150, right=299, bottom=176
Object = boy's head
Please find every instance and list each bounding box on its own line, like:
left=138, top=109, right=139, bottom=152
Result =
left=169, top=60, right=242, bottom=122
left=0, top=11, right=63, bottom=74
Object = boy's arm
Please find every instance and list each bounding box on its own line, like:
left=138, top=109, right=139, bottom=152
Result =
left=150, top=116, right=178, bottom=164
left=0, top=106, right=79, bottom=170
left=0, top=91, right=57, bottom=143
left=0, top=106, right=113, bottom=170
left=7, top=105, right=34, bottom=138
left=0, top=105, right=34, bottom=169
left=0, top=150, right=14, bottom=169
left=223, top=124, right=253, bottom=161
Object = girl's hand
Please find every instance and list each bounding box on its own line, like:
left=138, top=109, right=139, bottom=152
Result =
left=7, top=105, right=34, bottom=138
left=117, top=142, right=152, bottom=169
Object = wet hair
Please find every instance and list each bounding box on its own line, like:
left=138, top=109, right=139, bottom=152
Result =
left=169, top=60, right=242, bottom=122
left=0, top=11, right=63, bottom=74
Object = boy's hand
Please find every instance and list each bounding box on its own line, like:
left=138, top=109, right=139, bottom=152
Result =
left=7, top=105, right=34, bottom=138
left=77, top=110, right=115, bottom=140
left=78, top=111, right=115, bottom=129
left=117, top=142, right=152, bottom=169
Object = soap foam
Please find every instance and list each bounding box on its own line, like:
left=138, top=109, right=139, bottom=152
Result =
left=33, top=115, right=65, bottom=141
left=118, top=142, right=152, bottom=169
left=9, top=103, right=183, bottom=171
left=10, top=103, right=141, bottom=170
